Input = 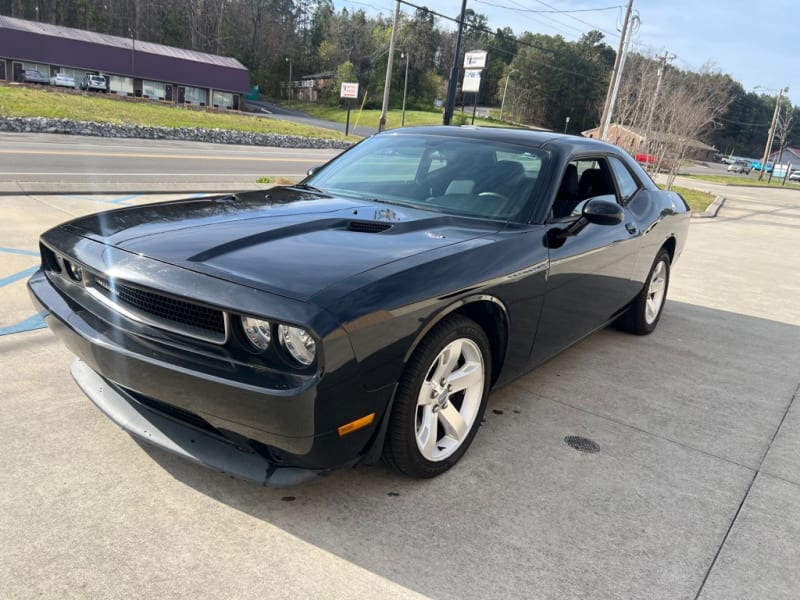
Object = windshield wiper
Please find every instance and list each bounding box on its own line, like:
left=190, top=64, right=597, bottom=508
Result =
left=369, top=197, right=421, bottom=210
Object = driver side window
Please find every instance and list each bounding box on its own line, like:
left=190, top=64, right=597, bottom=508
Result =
left=552, top=157, right=615, bottom=219
left=608, top=156, right=641, bottom=205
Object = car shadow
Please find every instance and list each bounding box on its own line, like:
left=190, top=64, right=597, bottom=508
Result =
left=137, top=300, right=800, bottom=599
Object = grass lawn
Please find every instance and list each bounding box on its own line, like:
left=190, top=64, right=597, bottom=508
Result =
left=661, top=184, right=716, bottom=213
left=283, top=99, right=510, bottom=130
left=682, top=173, right=800, bottom=190
left=0, top=84, right=350, bottom=140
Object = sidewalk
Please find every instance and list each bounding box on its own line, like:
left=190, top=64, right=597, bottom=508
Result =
left=0, top=178, right=272, bottom=195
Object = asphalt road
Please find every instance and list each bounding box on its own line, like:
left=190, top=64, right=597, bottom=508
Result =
left=1, top=183, right=799, bottom=598
left=245, top=99, right=379, bottom=138
left=0, top=132, right=343, bottom=193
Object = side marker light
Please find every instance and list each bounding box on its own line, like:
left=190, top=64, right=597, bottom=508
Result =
left=337, top=413, right=375, bottom=437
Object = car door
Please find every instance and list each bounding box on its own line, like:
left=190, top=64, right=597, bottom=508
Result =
left=530, top=154, right=644, bottom=365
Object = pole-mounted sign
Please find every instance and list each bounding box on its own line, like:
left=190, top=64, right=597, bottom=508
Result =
left=340, top=82, right=359, bottom=136
left=462, top=70, right=482, bottom=93
left=464, top=50, right=488, bottom=69
left=340, top=82, right=359, bottom=99
left=462, top=51, right=487, bottom=124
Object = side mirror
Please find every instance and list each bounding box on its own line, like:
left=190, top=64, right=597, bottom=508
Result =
left=582, top=198, right=624, bottom=226
left=306, top=165, right=322, bottom=177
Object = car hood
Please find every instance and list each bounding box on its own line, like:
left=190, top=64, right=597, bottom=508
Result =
left=63, top=188, right=502, bottom=302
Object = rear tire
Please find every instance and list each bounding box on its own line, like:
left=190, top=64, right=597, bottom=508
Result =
left=617, top=248, right=671, bottom=335
left=383, top=315, right=491, bottom=478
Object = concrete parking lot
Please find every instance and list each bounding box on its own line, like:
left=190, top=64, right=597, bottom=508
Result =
left=1, top=186, right=799, bottom=599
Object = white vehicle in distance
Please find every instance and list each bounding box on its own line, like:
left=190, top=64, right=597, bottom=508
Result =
left=788, top=170, right=800, bottom=182
left=80, top=74, right=107, bottom=92
left=727, top=161, right=751, bottom=174
left=49, top=73, right=76, bottom=88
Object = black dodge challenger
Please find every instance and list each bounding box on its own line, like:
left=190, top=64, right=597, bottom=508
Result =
left=28, top=126, right=690, bottom=485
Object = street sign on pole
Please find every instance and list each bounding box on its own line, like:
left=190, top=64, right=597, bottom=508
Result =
left=462, top=70, right=482, bottom=93
left=340, top=82, right=359, bottom=136
left=464, top=50, right=488, bottom=69
left=340, top=82, right=359, bottom=99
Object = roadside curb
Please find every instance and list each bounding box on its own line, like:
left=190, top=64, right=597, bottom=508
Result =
left=692, top=195, right=725, bottom=219
left=0, top=183, right=270, bottom=196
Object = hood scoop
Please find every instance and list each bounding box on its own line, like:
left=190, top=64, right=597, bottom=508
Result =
left=347, top=220, right=393, bottom=233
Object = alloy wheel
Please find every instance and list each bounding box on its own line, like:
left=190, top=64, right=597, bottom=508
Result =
left=645, top=260, right=667, bottom=324
left=414, top=338, right=485, bottom=461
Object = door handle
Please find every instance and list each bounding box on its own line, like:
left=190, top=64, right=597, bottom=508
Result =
left=625, top=223, right=638, bottom=235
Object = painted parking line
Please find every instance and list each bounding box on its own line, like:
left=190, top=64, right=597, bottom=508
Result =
left=62, top=193, right=142, bottom=206
left=1, top=247, right=42, bottom=335
left=0, top=247, right=39, bottom=257
left=0, top=266, right=38, bottom=288
left=0, top=311, right=47, bottom=336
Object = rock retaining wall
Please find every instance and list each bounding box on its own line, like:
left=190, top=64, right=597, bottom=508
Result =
left=0, top=116, right=353, bottom=150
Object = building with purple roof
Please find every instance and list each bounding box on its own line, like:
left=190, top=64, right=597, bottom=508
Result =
left=0, top=15, right=250, bottom=109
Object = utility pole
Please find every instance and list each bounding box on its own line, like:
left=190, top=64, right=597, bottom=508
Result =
left=443, top=0, right=468, bottom=126
left=601, top=10, right=637, bottom=142
left=759, top=86, right=789, bottom=181
left=598, top=0, right=635, bottom=140
left=401, top=51, right=410, bottom=127
left=285, top=57, right=292, bottom=100
left=499, top=68, right=518, bottom=122
left=129, top=28, right=135, bottom=81
left=642, top=50, right=675, bottom=155
left=378, top=1, right=401, bottom=132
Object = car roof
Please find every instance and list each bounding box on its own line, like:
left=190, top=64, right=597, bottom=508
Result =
left=383, top=125, right=623, bottom=155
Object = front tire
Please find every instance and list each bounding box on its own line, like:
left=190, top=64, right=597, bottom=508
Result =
left=384, top=315, right=491, bottom=478
left=618, top=248, right=671, bottom=335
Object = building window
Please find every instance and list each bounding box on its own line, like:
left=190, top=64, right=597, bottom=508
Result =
left=142, top=80, right=166, bottom=100
left=212, top=90, right=233, bottom=109
left=109, top=76, right=133, bottom=95
left=184, top=86, right=207, bottom=105
left=22, top=62, right=49, bottom=74
left=58, top=67, right=86, bottom=81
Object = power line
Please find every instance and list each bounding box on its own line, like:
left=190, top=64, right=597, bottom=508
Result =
left=716, top=117, right=772, bottom=126
left=474, top=1, right=623, bottom=15
left=338, top=0, right=396, bottom=12
left=396, top=0, right=610, bottom=83
left=528, top=0, right=621, bottom=40
left=482, top=0, right=594, bottom=39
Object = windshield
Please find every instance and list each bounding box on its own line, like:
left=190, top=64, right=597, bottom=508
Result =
left=304, top=133, right=548, bottom=222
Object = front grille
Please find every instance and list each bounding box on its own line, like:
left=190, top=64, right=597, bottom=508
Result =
left=91, top=276, right=227, bottom=344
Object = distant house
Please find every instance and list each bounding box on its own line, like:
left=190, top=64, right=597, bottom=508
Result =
left=769, top=148, right=800, bottom=171
left=0, top=15, right=250, bottom=109
left=282, top=72, right=334, bottom=102
left=582, top=123, right=717, bottom=161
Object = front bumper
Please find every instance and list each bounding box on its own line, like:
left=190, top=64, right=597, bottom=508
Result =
left=71, top=359, right=327, bottom=486
left=29, top=268, right=395, bottom=478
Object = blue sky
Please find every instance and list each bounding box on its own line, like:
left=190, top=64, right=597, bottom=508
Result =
left=337, top=0, right=798, bottom=105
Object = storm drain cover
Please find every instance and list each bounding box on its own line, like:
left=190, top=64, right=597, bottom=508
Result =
left=564, top=435, right=600, bottom=453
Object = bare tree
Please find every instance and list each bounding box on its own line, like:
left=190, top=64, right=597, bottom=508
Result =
left=613, top=55, right=733, bottom=189
left=612, top=51, right=659, bottom=153
left=659, top=66, right=732, bottom=187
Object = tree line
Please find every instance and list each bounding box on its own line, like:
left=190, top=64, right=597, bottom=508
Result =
left=1, top=0, right=796, bottom=157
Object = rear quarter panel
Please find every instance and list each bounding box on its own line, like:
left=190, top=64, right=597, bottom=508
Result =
left=628, top=188, right=690, bottom=285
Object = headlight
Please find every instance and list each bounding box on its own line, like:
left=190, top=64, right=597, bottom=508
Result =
left=278, top=325, right=316, bottom=366
left=241, top=316, right=271, bottom=351
left=64, top=260, right=83, bottom=282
